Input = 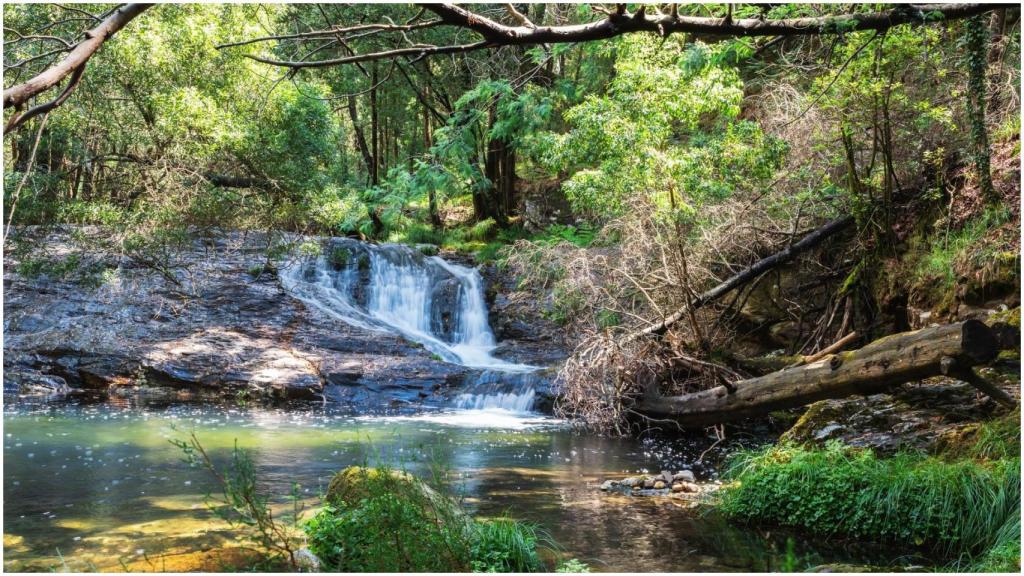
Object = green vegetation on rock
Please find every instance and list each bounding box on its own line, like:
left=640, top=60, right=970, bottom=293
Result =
left=307, top=466, right=551, bottom=572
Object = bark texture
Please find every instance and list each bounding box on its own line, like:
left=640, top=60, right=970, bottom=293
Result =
left=636, top=320, right=1010, bottom=427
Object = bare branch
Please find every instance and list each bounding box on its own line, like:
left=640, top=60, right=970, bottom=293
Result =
left=214, top=19, right=444, bottom=50
left=225, top=3, right=998, bottom=70
left=241, top=41, right=491, bottom=69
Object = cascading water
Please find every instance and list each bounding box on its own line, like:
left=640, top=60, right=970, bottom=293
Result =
left=282, top=238, right=540, bottom=412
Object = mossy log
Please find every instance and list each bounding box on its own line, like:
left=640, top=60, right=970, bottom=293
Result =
left=636, top=320, right=1012, bottom=427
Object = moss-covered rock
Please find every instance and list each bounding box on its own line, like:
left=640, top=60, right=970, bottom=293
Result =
left=324, top=466, right=465, bottom=522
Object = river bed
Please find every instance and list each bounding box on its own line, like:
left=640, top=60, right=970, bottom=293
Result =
left=3, top=397, right=931, bottom=572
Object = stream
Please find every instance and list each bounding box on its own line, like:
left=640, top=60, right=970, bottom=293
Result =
left=3, top=240, right=932, bottom=571
left=2, top=399, right=928, bottom=572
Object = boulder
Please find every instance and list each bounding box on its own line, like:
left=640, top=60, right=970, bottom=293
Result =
left=4, top=370, right=70, bottom=395
left=325, top=466, right=465, bottom=524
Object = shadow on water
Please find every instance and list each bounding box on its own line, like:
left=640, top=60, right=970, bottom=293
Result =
left=3, top=397, right=934, bottom=572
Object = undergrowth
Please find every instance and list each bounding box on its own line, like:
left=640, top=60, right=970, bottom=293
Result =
left=719, top=440, right=1020, bottom=570
left=303, top=464, right=555, bottom=572
left=915, top=205, right=1012, bottom=289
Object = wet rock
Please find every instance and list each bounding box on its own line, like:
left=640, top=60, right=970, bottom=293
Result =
left=599, top=480, right=615, bottom=491
left=6, top=229, right=564, bottom=410
left=671, top=483, right=684, bottom=493
left=429, top=278, right=462, bottom=342
left=642, top=478, right=656, bottom=489
left=4, top=370, right=70, bottom=395
left=653, top=480, right=666, bottom=490
left=677, top=482, right=699, bottom=493
left=673, top=470, right=696, bottom=483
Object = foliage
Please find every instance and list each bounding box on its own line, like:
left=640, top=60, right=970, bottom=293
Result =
left=915, top=205, right=1012, bottom=288
left=305, top=464, right=550, bottom=573
left=543, top=35, right=785, bottom=220
left=469, top=518, right=546, bottom=573
left=720, top=442, right=1021, bottom=562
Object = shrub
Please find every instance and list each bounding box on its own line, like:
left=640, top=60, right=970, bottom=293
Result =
left=305, top=494, right=468, bottom=572
left=546, top=284, right=585, bottom=325
left=719, top=442, right=1020, bottom=561
left=307, top=466, right=550, bottom=572
left=399, top=222, right=444, bottom=246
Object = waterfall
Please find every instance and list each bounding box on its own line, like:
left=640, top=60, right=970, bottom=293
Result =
left=453, top=370, right=539, bottom=412
left=281, top=239, right=539, bottom=411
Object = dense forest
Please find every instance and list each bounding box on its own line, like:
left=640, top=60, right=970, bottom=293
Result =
left=3, top=3, right=1021, bottom=574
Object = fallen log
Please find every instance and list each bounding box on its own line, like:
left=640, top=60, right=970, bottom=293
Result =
left=636, top=320, right=1013, bottom=427
left=621, top=215, right=854, bottom=344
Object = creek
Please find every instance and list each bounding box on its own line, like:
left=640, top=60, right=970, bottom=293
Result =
left=3, top=240, right=932, bottom=571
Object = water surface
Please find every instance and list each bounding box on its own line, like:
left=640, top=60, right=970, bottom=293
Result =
left=4, top=399, right=929, bottom=572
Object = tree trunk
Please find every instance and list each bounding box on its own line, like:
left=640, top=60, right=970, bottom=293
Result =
left=347, top=96, right=374, bottom=185
left=370, top=62, right=380, bottom=186
left=635, top=320, right=1011, bottom=427
left=478, top=106, right=514, bottom=226
left=424, top=95, right=442, bottom=228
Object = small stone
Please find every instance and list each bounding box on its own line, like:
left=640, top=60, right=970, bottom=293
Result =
left=632, top=485, right=641, bottom=491
left=620, top=477, right=640, bottom=487
left=679, top=482, right=699, bottom=493
left=642, top=478, right=655, bottom=489
left=671, top=483, right=684, bottom=492
left=654, top=481, right=666, bottom=490
left=600, top=480, right=614, bottom=491
left=673, top=470, right=696, bottom=483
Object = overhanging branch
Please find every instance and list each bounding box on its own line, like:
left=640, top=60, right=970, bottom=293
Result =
left=221, top=3, right=999, bottom=70
left=3, top=3, right=153, bottom=115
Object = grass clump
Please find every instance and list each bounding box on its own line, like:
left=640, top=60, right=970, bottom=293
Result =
left=915, top=206, right=1011, bottom=289
left=305, top=465, right=551, bottom=572
left=719, top=441, right=1020, bottom=564
left=469, top=517, right=546, bottom=572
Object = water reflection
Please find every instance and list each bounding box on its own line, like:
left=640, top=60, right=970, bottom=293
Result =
left=3, top=400, right=928, bottom=572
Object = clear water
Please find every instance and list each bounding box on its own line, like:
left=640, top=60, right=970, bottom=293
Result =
left=2, top=399, right=928, bottom=572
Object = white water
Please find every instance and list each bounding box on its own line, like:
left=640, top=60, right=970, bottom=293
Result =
left=281, top=240, right=539, bottom=413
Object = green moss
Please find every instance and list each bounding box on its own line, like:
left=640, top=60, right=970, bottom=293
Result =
left=988, top=306, right=1020, bottom=329
left=327, top=246, right=350, bottom=269
left=936, top=409, right=1021, bottom=462
left=309, top=466, right=548, bottom=572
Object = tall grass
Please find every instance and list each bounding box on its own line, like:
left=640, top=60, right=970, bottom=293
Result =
left=916, top=206, right=1011, bottom=288
left=720, top=441, right=1020, bottom=565
left=470, top=517, right=549, bottom=572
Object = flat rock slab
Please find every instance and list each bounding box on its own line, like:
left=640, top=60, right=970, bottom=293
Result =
left=3, top=228, right=554, bottom=408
